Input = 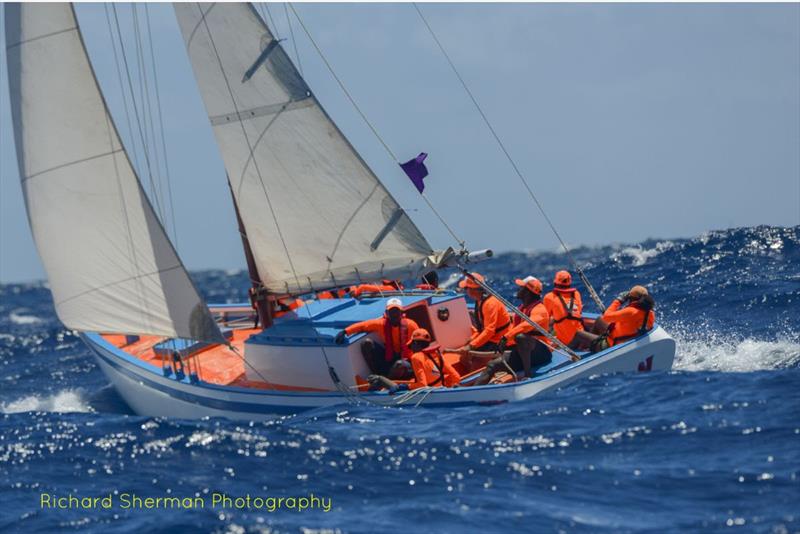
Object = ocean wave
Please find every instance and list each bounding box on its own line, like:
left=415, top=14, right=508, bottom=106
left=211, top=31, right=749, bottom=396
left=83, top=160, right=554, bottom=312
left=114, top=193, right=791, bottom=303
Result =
left=9, top=312, right=42, bottom=325
left=0, top=389, right=92, bottom=414
left=673, top=334, right=800, bottom=372
left=611, top=241, right=675, bottom=267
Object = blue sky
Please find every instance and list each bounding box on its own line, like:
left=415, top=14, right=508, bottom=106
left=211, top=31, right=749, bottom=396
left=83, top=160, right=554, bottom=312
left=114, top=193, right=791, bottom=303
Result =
left=1, top=3, right=798, bottom=283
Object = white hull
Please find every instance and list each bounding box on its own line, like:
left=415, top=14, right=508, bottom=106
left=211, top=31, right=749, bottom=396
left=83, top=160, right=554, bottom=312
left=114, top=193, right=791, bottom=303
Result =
left=83, top=326, right=675, bottom=420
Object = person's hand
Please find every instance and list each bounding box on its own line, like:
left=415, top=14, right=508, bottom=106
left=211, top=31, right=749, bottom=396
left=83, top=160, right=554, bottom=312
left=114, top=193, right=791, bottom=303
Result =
left=615, top=291, right=629, bottom=304
left=334, top=330, right=346, bottom=344
left=496, top=336, right=508, bottom=354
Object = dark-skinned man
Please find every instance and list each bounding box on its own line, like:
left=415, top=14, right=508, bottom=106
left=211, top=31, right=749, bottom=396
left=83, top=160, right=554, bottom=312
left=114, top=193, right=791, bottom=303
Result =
left=472, top=276, right=553, bottom=385
left=334, top=298, right=419, bottom=377
left=451, top=272, right=511, bottom=353
left=573, top=285, right=655, bottom=352
left=542, top=270, right=584, bottom=347
left=368, top=328, right=461, bottom=393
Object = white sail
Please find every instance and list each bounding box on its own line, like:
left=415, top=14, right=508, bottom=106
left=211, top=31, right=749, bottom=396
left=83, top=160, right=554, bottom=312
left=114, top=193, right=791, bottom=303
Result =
left=5, top=3, right=223, bottom=342
left=174, top=3, right=437, bottom=294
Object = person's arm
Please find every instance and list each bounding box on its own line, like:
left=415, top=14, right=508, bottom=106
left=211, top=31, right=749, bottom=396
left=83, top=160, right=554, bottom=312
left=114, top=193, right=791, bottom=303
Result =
left=345, top=317, right=383, bottom=336
left=470, top=300, right=500, bottom=348
left=505, top=318, right=533, bottom=341
left=443, top=361, right=461, bottom=387
left=601, top=304, right=637, bottom=323
left=600, top=299, right=622, bottom=321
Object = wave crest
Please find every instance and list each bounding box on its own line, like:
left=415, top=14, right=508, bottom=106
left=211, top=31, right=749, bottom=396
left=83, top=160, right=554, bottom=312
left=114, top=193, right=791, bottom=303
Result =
left=673, top=333, right=800, bottom=372
left=0, top=389, right=92, bottom=414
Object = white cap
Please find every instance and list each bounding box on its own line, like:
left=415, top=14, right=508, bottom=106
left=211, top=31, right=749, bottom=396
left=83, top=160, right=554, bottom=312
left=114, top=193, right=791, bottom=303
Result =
left=386, top=298, right=403, bottom=310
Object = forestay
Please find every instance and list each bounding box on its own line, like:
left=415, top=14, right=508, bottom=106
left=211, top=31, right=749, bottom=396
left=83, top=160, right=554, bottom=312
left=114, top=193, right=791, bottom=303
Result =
left=5, top=3, right=223, bottom=342
left=174, top=3, right=437, bottom=294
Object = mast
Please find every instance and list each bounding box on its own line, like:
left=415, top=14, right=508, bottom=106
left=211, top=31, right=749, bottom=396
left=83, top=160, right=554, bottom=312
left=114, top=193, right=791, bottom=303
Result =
left=228, top=180, right=273, bottom=328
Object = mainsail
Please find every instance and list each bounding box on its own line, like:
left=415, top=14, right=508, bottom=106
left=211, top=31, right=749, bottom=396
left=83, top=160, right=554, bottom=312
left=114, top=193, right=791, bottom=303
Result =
left=174, top=3, right=438, bottom=294
left=5, top=3, right=223, bottom=342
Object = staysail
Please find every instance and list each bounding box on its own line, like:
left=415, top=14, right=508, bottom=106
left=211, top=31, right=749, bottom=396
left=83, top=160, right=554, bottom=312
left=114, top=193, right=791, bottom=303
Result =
left=174, top=3, right=439, bottom=295
left=5, top=3, right=223, bottom=342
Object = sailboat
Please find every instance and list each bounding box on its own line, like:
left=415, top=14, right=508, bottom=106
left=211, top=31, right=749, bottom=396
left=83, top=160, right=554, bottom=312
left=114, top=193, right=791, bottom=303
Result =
left=5, top=3, right=676, bottom=419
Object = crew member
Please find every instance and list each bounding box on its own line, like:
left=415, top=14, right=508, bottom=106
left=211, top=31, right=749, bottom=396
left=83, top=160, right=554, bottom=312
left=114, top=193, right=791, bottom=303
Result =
left=453, top=273, right=511, bottom=353
left=368, top=328, right=461, bottom=392
left=472, top=276, right=552, bottom=385
left=543, top=270, right=584, bottom=347
left=349, top=279, right=404, bottom=298
left=415, top=271, right=439, bottom=290
left=317, top=288, right=348, bottom=300
left=574, top=285, right=655, bottom=352
left=334, top=298, right=419, bottom=376
left=273, top=296, right=304, bottom=319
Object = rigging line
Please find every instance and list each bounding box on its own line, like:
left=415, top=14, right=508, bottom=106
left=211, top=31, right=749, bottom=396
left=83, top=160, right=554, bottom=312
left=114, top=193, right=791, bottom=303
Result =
left=130, top=5, right=155, bottom=204
left=284, top=3, right=303, bottom=77
left=288, top=3, right=396, bottom=161
left=413, top=3, right=606, bottom=310
left=288, top=3, right=467, bottom=249
left=144, top=3, right=179, bottom=249
left=132, top=3, right=167, bottom=226
left=104, top=3, right=141, bottom=177
left=111, top=4, right=166, bottom=222
left=228, top=344, right=277, bottom=390
left=261, top=3, right=281, bottom=40
left=138, top=5, right=167, bottom=223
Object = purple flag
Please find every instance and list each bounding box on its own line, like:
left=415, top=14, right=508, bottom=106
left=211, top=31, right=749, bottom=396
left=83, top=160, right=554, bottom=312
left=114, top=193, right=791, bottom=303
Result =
left=400, top=152, right=428, bottom=193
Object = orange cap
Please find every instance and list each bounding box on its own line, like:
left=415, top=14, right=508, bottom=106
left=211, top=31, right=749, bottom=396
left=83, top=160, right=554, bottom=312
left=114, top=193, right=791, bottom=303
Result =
left=515, top=276, right=543, bottom=295
left=385, top=297, right=403, bottom=311
left=407, top=328, right=432, bottom=346
left=554, top=270, right=572, bottom=287
left=458, top=272, right=485, bottom=289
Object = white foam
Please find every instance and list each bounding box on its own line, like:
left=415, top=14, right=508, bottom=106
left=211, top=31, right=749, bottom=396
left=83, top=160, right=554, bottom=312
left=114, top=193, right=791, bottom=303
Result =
left=612, top=241, right=675, bottom=267
left=674, top=333, right=800, bottom=372
left=9, top=312, right=42, bottom=325
left=0, top=389, right=92, bottom=414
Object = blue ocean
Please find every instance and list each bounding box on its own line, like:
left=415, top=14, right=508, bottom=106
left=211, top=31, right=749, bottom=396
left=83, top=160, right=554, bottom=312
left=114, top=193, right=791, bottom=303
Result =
left=1, top=225, right=798, bottom=533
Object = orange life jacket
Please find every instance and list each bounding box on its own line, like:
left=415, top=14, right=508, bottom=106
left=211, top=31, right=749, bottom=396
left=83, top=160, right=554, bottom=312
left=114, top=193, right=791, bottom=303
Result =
left=350, top=281, right=403, bottom=297
left=382, top=317, right=413, bottom=362
left=472, top=294, right=511, bottom=346
left=273, top=297, right=304, bottom=318
left=603, top=301, right=655, bottom=345
left=543, top=288, right=584, bottom=344
left=505, top=299, right=552, bottom=347
left=409, top=344, right=461, bottom=389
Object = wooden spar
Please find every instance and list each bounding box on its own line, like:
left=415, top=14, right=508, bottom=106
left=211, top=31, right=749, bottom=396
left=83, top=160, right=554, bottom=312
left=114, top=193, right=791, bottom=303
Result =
left=227, top=179, right=273, bottom=329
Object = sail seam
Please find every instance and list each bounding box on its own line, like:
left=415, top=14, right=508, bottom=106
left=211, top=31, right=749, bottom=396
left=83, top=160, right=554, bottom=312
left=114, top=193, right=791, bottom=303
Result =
left=328, top=183, right=380, bottom=262
left=5, top=27, right=77, bottom=49
left=209, top=98, right=312, bottom=125
left=21, top=149, right=124, bottom=183
left=54, top=265, right=184, bottom=308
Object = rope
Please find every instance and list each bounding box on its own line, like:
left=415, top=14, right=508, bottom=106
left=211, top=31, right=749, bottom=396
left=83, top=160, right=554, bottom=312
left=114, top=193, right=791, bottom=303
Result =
left=284, top=3, right=304, bottom=77
left=110, top=4, right=166, bottom=221
left=413, top=3, right=606, bottom=312
left=144, top=4, right=180, bottom=249
left=103, top=4, right=141, bottom=178
left=288, top=3, right=466, bottom=249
